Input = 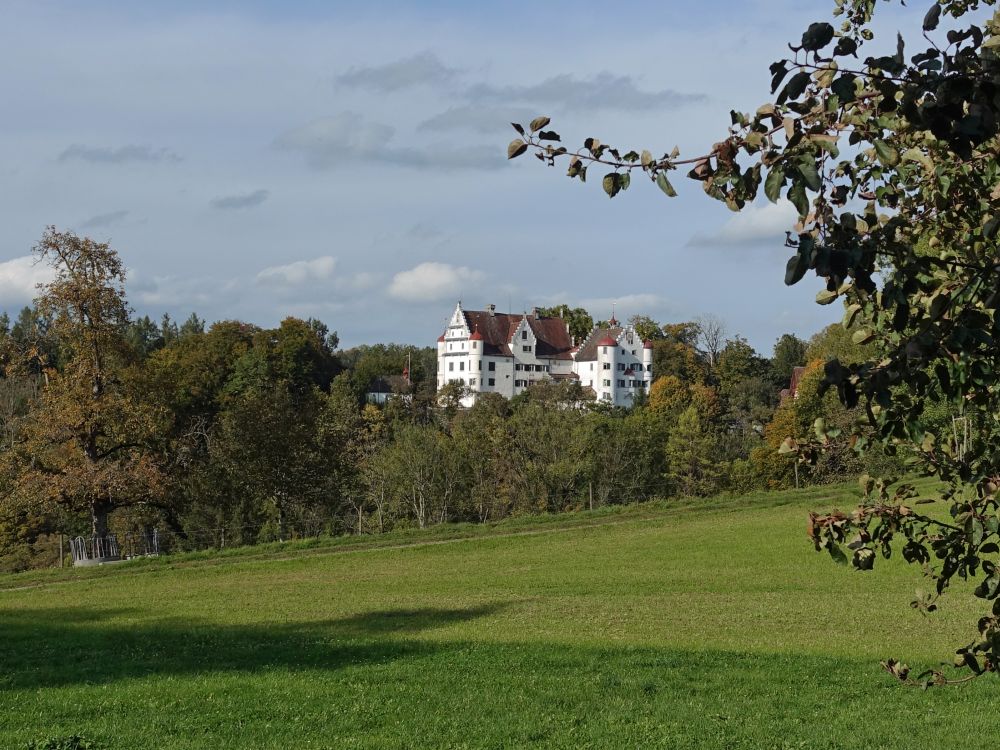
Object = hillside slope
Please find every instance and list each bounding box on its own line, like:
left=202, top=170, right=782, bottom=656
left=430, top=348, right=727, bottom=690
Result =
left=2, top=485, right=998, bottom=749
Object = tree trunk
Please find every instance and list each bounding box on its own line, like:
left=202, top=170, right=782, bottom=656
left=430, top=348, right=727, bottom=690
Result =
left=90, top=500, right=111, bottom=537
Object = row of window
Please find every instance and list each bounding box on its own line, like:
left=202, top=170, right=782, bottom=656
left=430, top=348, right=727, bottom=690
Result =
left=448, top=377, right=498, bottom=387
left=590, top=362, right=653, bottom=372
left=585, top=379, right=650, bottom=389
left=514, top=363, right=549, bottom=372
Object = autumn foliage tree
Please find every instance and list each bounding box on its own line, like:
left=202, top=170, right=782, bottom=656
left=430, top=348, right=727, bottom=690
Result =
left=512, top=0, right=1000, bottom=684
left=1, top=229, right=166, bottom=539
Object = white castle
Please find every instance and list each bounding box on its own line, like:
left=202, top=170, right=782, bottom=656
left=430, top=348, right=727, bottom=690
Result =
left=436, top=302, right=653, bottom=407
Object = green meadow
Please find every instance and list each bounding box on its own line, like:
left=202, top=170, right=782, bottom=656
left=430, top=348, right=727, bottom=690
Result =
left=3, top=484, right=998, bottom=749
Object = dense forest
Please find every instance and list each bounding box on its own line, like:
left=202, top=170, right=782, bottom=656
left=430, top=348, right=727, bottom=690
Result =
left=0, top=230, right=905, bottom=571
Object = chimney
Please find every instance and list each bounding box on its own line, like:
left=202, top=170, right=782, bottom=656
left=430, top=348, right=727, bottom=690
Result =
left=487, top=304, right=495, bottom=316
left=531, top=306, right=540, bottom=318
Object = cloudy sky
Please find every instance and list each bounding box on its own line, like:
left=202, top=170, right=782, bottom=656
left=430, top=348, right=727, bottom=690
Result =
left=0, top=0, right=925, bottom=353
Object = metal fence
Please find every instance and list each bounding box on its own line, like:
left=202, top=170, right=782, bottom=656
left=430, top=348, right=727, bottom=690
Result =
left=69, top=529, right=160, bottom=567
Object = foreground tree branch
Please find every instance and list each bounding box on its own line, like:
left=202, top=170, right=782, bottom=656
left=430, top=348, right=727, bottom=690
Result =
left=511, top=0, right=1000, bottom=685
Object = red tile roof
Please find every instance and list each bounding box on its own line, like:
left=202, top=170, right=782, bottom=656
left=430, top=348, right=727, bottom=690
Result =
left=459, top=310, right=574, bottom=359
left=574, top=327, right=623, bottom=362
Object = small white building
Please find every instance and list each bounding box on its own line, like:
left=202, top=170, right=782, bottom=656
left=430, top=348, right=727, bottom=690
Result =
left=436, top=302, right=653, bottom=407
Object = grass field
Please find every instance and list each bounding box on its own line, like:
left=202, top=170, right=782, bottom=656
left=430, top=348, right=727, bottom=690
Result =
left=3, top=483, right=1000, bottom=749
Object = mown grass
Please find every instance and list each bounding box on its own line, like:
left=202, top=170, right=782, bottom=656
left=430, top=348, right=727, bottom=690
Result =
left=3, top=481, right=997, bottom=749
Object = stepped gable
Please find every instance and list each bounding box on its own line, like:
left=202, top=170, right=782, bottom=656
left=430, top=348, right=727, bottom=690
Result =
left=461, top=309, right=574, bottom=358
left=574, top=326, right=623, bottom=361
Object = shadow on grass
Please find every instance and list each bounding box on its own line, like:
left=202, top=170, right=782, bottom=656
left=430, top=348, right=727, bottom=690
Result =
left=0, top=603, right=506, bottom=691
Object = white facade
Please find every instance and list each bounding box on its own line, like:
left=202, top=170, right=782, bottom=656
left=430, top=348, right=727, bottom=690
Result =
left=436, top=302, right=653, bottom=408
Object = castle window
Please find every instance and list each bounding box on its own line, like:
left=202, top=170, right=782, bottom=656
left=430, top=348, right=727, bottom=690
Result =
left=602, top=379, right=611, bottom=387
left=522, top=345, right=531, bottom=352
left=603, top=362, right=611, bottom=370
left=488, top=361, right=495, bottom=371
left=470, top=378, right=477, bottom=386
left=521, top=330, right=527, bottom=340
left=617, top=379, right=625, bottom=388
left=488, top=378, right=495, bottom=386
left=617, top=363, right=625, bottom=371
left=448, top=362, right=454, bottom=372
left=460, top=362, right=465, bottom=371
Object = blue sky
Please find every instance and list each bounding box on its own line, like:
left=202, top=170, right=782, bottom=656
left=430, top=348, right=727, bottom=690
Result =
left=0, top=0, right=927, bottom=353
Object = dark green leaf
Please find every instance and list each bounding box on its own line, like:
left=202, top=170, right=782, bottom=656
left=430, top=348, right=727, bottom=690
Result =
left=831, top=73, right=857, bottom=103
left=656, top=172, right=677, bottom=197
left=874, top=140, right=900, bottom=167
left=923, top=3, right=941, bottom=31
left=787, top=181, right=809, bottom=216
left=602, top=173, right=621, bottom=198
left=798, top=160, right=822, bottom=191
left=801, top=22, right=835, bottom=51
left=778, top=72, right=811, bottom=104
left=764, top=167, right=785, bottom=203
left=785, top=253, right=809, bottom=286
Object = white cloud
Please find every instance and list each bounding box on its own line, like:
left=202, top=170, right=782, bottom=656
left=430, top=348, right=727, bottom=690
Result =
left=418, top=105, right=537, bottom=134
left=465, top=72, right=706, bottom=113
left=687, top=201, right=798, bottom=247
left=256, top=257, right=336, bottom=286
left=579, top=293, right=671, bottom=318
left=80, top=209, right=129, bottom=228
left=0, top=256, right=54, bottom=306
left=336, top=271, right=379, bottom=292
left=58, top=144, right=181, bottom=164
left=275, top=112, right=506, bottom=171
left=388, top=262, right=485, bottom=303
left=336, top=51, right=460, bottom=92
left=210, top=189, right=270, bottom=210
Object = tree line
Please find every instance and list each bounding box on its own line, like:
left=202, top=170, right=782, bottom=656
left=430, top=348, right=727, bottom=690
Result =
left=0, top=229, right=899, bottom=571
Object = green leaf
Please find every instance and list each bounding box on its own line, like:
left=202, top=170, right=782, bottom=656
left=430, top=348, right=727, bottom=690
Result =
left=874, top=139, right=900, bottom=167
left=778, top=72, right=810, bottom=104
left=828, top=542, right=848, bottom=565
left=529, top=116, right=550, bottom=133
left=656, top=172, right=677, bottom=197
left=902, top=147, right=932, bottom=171
left=922, top=3, right=941, bottom=31
left=507, top=139, right=528, bottom=160
left=852, top=329, right=875, bottom=345
left=798, top=160, right=822, bottom=191
left=787, top=181, right=809, bottom=217
left=764, top=167, right=785, bottom=203
left=843, top=303, right=862, bottom=328
left=602, top=173, right=621, bottom=198
left=784, top=252, right=809, bottom=286
left=801, top=22, right=835, bottom=51
left=983, top=216, right=1000, bottom=239
left=831, top=73, right=858, bottom=103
